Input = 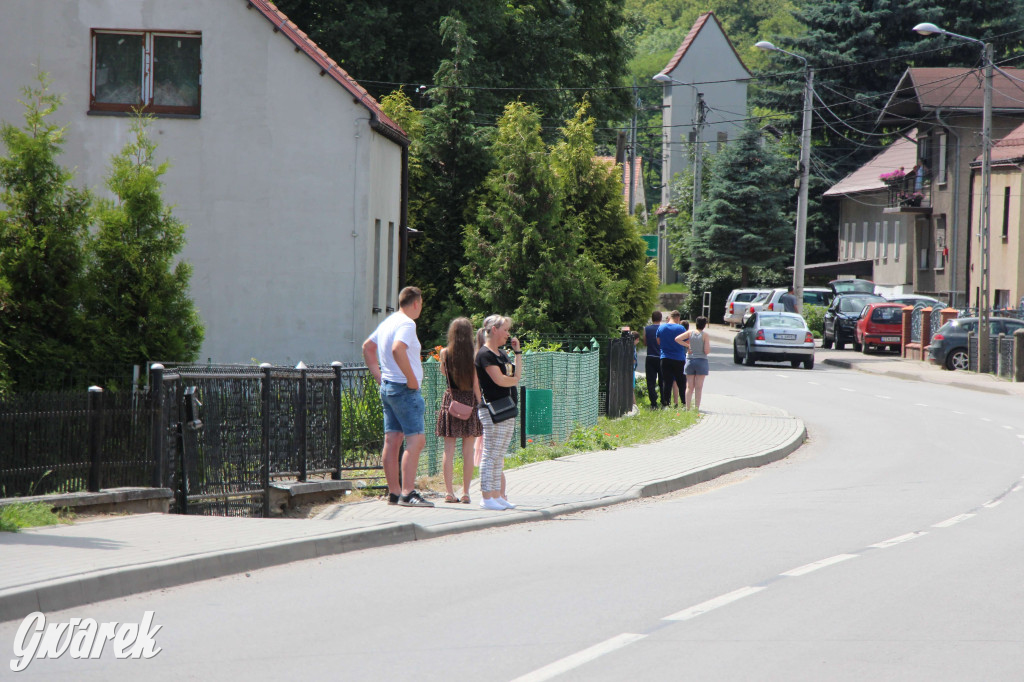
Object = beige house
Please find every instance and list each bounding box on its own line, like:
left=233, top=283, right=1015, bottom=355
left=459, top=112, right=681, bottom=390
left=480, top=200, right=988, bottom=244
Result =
left=877, top=67, right=1024, bottom=306
left=969, top=122, right=1024, bottom=310
left=823, top=135, right=919, bottom=297
left=0, top=0, right=408, bottom=365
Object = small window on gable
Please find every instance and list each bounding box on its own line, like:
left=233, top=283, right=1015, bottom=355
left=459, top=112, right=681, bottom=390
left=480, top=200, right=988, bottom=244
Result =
left=91, top=30, right=201, bottom=116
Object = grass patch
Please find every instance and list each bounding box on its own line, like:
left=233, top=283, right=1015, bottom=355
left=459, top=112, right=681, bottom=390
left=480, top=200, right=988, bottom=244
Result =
left=658, top=283, right=689, bottom=294
left=0, top=502, right=69, bottom=532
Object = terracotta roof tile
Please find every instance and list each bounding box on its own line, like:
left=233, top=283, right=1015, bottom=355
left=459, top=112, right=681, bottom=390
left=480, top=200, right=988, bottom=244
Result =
left=823, top=133, right=918, bottom=196
left=658, top=12, right=751, bottom=79
left=246, top=0, right=406, bottom=144
left=974, top=120, right=1024, bottom=165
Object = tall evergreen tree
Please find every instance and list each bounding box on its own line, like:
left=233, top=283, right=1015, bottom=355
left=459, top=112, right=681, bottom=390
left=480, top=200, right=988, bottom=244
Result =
left=550, top=101, right=657, bottom=330
left=459, top=101, right=619, bottom=334
left=0, top=73, right=90, bottom=388
left=690, top=121, right=793, bottom=286
left=83, top=116, right=203, bottom=367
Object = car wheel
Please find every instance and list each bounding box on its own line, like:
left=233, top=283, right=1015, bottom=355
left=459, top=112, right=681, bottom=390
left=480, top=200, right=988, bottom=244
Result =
left=733, top=342, right=742, bottom=364
left=946, top=347, right=969, bottom=371
left=803, top=356, right=814, bottom=370
left=860, top=341, right=870, bottom=354
left=822, top=329, right=833, bottom=349
left=744, top=341, right=756, bottom=366
left=790, top=359, right=801, bottom=368
left=853, top=339, right=863, bottom=352
left=836, top=336, right=846, bottom=351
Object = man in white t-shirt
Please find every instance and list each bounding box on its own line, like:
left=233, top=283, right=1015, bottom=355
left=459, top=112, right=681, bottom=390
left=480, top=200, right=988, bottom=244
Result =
left=362, top=286, right=433, bottom=507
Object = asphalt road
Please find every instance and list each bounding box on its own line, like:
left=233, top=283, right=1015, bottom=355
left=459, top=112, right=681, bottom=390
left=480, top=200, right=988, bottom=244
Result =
left=4, top=345, right=1024, bottom=680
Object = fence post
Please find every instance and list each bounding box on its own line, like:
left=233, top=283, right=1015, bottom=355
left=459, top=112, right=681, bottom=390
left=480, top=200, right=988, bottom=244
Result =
left=331, top=362, right=343, bottom=480
left=920, top=307, right=933, bottom=361
left=261, top=363, right=272, bottom=518
left=520, top=386, right=528, bottom=449
left=1015, top=329, right=1024, bottom=382
left=87, top=386, right=104, bottom=493
left=997, top=333, right=1006, bottom=377
left=900, top=307, right=912, bottom=357
left=296, top=362, right=308, bottom=482
left=149, top=364, right=165, bottom=488
left=175, top=387, right=188, bottom=515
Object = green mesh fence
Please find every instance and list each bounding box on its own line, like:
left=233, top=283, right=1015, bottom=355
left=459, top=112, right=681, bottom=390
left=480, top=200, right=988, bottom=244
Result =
left=418, top=341, right=601, bottom=475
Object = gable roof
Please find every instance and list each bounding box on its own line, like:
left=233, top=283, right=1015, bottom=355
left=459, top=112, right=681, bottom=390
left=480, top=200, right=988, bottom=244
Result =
left=973, top=120, right=1024, bottom=166
left=246, top=0, right=407, bottom=145
left=878, top=67, right=1024, bottom=123
left=658, top=12, right=751, bottom=79
left=823, top=132, right=918, bottom=197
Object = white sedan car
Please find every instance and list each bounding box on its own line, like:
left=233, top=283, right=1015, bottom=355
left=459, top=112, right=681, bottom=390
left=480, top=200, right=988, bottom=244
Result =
left=733, top=311, right=815, bottom=369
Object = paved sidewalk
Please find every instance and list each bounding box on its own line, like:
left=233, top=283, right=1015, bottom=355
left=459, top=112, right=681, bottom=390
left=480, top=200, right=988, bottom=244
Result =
left=0, top=394, right=804, bottom=623
left=703, top=324, right=1024, bottom=397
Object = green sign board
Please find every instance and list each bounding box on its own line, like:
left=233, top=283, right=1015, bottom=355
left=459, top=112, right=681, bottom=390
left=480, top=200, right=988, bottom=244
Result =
left=641, top=235, right=659, bottom=258
left=524, top=389, right=553, bottom=435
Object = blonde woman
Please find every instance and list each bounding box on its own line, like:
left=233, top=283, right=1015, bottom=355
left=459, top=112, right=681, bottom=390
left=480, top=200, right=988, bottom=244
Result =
left=676, top=315, right=711, bottom=412
left=436, top=318, right=482, bottom=503
left=475, top=315, right=521, bottom=510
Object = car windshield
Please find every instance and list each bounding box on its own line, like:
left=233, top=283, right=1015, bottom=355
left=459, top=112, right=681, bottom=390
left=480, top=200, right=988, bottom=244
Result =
left=871, top=307, right=901, bottom=323
left=759, top=315, right=805, bottom=329
left=947, top=320, right=977, bottom=333
left=735, top=292, right=758, bottom=303
left=839, top=296, right=879, bottom=313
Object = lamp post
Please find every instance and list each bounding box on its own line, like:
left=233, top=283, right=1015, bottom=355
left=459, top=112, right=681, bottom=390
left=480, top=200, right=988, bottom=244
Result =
left=755, top=41, right=812, bottom=310
left=653, top=73, right=706, bottom=275
left=913, top=22, right=992, bottom=373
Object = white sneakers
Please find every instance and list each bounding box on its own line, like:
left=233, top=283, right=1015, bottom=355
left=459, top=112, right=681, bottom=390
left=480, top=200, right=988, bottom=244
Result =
left=480, top=497, right=517, bottom=510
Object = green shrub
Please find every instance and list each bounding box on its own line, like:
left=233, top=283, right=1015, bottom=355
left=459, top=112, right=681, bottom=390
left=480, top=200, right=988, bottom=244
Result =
left=634, top=375, right=647, bottom=406
left=0, top=502, right=64, bottom=532
left=803, top=304, right=825, bottom=338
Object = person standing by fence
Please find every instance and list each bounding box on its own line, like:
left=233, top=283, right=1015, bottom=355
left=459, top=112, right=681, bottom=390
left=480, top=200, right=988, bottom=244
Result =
left=476, top=315, right=521, bottom=510
left=676, top=315, right=710, bottom=412
left=642, top=311, right=662, bottom=408
left=361, top=286, right=434, bottom=507
left=657, top=311, right=687, bottom=409
left=436, top=317, right=482, bottom=504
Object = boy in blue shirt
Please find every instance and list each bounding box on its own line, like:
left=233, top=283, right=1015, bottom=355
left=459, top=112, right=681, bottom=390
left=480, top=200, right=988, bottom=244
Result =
left=656, top=311, right=688, bottom=408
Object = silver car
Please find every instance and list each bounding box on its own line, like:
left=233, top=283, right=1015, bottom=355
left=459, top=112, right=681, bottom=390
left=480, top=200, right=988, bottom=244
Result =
left=733, top=311, right=815, bottom=369
left=724, top=288, right=767, bottom=327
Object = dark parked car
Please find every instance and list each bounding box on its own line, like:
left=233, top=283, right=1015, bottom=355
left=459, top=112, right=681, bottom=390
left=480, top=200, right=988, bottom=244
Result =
left=733, top=311, right=815, bottom=369
left=927, top=316, right=1024, bottom=370
left=822, top=293, right=886, bottom=350
left=855, top=302, right=905, bottom=353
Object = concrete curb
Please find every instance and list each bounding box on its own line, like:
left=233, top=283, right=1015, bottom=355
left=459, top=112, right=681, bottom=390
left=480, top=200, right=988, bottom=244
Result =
left=0, top=411, right=807, bottom=621
left=822, top=358, right=1015, bottom=395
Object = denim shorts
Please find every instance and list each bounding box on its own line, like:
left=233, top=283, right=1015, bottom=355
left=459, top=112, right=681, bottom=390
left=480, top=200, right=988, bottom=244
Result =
left=684, top=357, right=709, bottom=376
left=380, top=381, right=425, bottom=435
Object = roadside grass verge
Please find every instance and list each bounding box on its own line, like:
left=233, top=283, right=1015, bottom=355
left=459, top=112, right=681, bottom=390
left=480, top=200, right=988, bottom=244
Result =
left=0, top=502, right=70, bottom=532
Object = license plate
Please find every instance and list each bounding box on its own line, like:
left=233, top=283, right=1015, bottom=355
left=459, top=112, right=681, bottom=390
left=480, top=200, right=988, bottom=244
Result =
left=774, top=334, right=796, bottom=340
left=881, top=336, right=900, bottom=342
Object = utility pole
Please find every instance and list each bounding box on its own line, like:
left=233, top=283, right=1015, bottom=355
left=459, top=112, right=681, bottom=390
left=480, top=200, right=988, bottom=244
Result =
left=691, top=92, right=706, bottom=239
left=628, top=80, right=639, bottom=215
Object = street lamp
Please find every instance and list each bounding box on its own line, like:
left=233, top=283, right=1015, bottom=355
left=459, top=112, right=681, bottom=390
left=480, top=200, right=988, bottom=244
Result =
left=913, top=22, right=992, bottom=373
left=653, top=73, right=706, bottom=278
left=756, top=41, right=812, bottom=310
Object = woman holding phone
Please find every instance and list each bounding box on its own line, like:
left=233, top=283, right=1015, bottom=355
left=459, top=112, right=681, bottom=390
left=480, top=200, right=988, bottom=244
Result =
left=475, top=315, right=522, bottom=510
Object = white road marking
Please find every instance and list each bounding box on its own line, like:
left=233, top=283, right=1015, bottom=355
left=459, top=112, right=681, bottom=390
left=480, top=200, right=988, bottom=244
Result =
left=509, top=633, right=647, bottom=682
left=983, top=499, right=1003, bottom=509
left=781, top=554, right=858, bottom=577
left=808, top=381, right=820, bottom=385
left=933, top=513, right=975, bottom=528
left=952, top=410, right=966, bottom=415
left=663, top=586, right=766, bottom=621
left=1003, top=425, right=1014, bottom=430
left=914, top=403, right=929, bottom=407
left=980, top=417, right=993, bottom=423
left=841, top=387, right=855, bottom=392
left=874, top=395, right=892, bottom=400
left=776, top=374, right=789, bottom=379
left=870, top=532, right=926, bottom=549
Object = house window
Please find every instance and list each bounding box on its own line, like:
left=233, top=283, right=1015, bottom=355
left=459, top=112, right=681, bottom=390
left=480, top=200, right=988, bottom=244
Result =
left=372, top=220, right=382, bottom=313
left=386, top=222, right=395, bottom=312
left=937, top=133, right=947, bottom=184
left=861, top=221, right=868, bottom=259
left=882, top=220, right=889, bottom=259
left=918, top=222, right=930, bottom=270
left=894, top=220, right=901, bottom=262
left=841, top=223, right=848, bottom=260
left=995, top=289, right=1011, bottom=310
left=91, top=30, right=201, bottom=116
left=1002, top=186, right=1011, bottom=241
left=935, top=215, right=946, bottom=270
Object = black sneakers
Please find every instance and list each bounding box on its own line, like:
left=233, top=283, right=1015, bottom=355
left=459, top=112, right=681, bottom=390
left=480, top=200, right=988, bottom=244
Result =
left=397, top=491, right=434, bottom=507
left=387, top=493, right=400, bottom=505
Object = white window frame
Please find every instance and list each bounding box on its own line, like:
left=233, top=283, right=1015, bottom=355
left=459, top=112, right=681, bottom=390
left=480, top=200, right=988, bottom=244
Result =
left=882, top=220, right=889, bottom=259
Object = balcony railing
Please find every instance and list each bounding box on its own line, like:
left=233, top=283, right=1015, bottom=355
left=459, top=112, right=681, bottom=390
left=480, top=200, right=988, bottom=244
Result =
left=883, top=171, right=931, bottom=211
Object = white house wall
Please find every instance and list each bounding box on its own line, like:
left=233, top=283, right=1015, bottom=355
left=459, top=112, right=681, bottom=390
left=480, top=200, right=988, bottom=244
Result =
left=0, top=0, right=403, bottom=365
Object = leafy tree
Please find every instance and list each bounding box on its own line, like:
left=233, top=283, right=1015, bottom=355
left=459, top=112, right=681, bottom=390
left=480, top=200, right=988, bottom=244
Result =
left=459, top=101, right=619, bottom=334
left=550, top=101, right=657, bottom=330
left=0, top=73, right=90, bottom=388
left=690, top=120, right=793, bottom=286
left=83, top=116, right=203, bottom=367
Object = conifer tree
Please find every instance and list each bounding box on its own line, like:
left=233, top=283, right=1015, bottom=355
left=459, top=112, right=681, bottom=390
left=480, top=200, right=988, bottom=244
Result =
left=0, top=73, right=90, bottom=388
left=84, top=116, right=203, bottom=366
left=459, top=101, right=619, bottom=334
left=550, top=101, right=657, bottom=331
left=690, top=121, right=793, bottom=286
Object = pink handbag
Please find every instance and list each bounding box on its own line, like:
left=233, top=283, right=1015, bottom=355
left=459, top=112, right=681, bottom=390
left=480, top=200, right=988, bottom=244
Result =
left=447, top=399, right=474, bottom=420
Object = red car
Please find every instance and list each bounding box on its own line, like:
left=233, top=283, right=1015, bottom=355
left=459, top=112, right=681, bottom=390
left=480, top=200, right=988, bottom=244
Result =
left=854, top=303, right=906, bottom=353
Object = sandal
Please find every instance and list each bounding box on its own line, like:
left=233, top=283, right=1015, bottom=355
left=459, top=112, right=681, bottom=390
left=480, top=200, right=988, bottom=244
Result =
left=460, top=495, right=471, bottom=504
left=444, top=494, right=460, bottom=504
